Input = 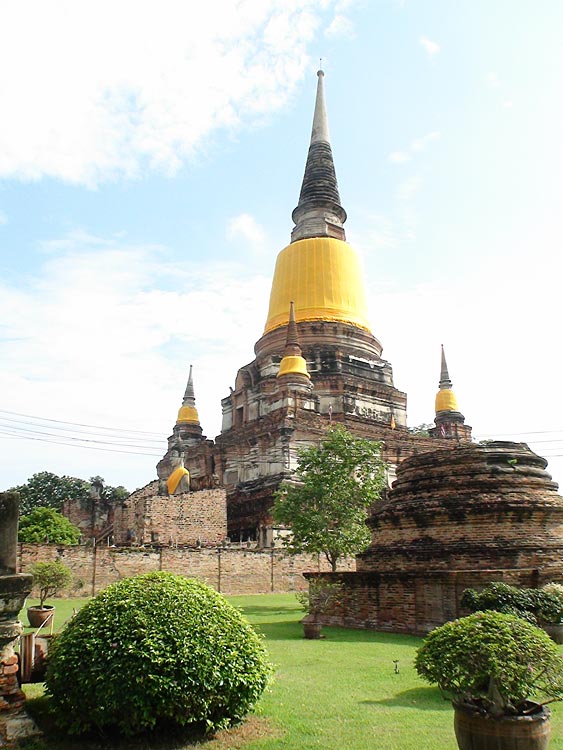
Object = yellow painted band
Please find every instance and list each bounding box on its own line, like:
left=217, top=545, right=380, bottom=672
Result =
left=264, top=237, right=372, bottom=334
left=176, top=405, right=200, bottom=424
left=277, top=355, right=310, bottom=378
left=435, top=389, right=459, bottom=413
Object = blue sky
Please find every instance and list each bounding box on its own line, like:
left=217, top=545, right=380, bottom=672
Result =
left=2, top=0, right=563, bottom=492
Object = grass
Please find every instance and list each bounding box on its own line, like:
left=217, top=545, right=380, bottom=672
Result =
left=18, top=594, right=563, bottom=750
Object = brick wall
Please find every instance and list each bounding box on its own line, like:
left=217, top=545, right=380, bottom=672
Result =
left=112, top=484, right=227, bottom=546
left=18, top=544, right=355, bottom=598
left=309, top=567, right=545, bottom=635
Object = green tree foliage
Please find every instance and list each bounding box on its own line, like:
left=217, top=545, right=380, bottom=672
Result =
left=45, top=573, right=272, bottom=736
left=272, top=425, right=386, bottom=571
left=8, top=471, right=129, bottom=515
left=415, top=611, right=563, bottom=715
left=88, top=475, right=129, bottom=503
left=18, top=507, right=81, bottom=545
left=10, top=471, right=89, bottom=515
left=28, top=560, right=73, bottom=607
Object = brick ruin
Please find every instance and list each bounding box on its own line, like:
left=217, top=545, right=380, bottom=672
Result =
left=58, top=72, right=563, bottom=638
left=64, top=69, right=472, bottom=549
left=313, top=441, right=563, bottom=634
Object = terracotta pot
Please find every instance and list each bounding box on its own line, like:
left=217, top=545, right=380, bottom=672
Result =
left=27, top=605, right=55, bottom=629
left=453, top=702, right=550, bottom=750
left=542, top=623, right=563, bottom=644
left=303, top=621, right=322, bottom=639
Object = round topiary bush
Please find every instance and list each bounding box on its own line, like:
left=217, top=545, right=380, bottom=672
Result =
left=45, top=572, right=272, bottom=736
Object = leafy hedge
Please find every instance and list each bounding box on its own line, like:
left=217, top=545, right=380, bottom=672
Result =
left=45, top=572, right=272, bottom=736
left=461, top=581, right=563, bottom=625
left=415, top=611, right=563, bottom=715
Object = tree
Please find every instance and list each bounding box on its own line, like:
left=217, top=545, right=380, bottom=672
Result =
left=88, top=476, right=129, bottom=504
left=9, top=472, right=89, bottom=515
left=18, top=507, right=81, bottom=544
left=272, top=425, right=386, bottom=571
left=8, top=472, right=129, bottom=515
left=28, top=560, right=73, bottom=607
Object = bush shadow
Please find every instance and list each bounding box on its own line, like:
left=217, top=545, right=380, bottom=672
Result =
left=361, top=686, right=450, bottom=711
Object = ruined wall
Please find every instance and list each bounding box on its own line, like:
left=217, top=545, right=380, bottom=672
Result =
left=17, top=544, right=355, bottom=597
left=62, top=495, right=113, bottom=540
left=314, top=567, right=544, bottom=636
left=113, top=484, right=227, bottom=546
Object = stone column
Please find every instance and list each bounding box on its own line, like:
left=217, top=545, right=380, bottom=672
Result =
left=0, top=492, right=38, bottom=746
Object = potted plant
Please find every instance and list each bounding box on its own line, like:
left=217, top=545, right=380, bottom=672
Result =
left=415, top=611, right=563, bottom=750
left=27, top=560, right=72, bottom=628
left=296, top=579, right=342, bottom=639
left=537, top=583, right=563, bottom=644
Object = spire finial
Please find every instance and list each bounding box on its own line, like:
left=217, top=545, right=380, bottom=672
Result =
left=439, top=345, right=453, bottom=390
left=291, top=69, right=346, bottom=243
left=176, top=364, right=201, bottom=426
left=277, top=302, right=311, bottom=384
left=183, top=364, right=195, bottom=403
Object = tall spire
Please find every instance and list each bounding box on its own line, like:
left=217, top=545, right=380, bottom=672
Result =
left=435, top=346, right=458, bottom=413
left=176, top=365, right=200, bottom=425
left=438, top=344, right=453, bottom=391
left=291, top=69, right=347, bottom=243
left=277, top=301, right=311, bottom=386
left=430, top=345, right=472, bottom=441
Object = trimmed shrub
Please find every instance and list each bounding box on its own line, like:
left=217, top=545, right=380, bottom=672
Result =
left=45, top=572, right=272, bottom=736
left=415, top=611, right=563, bottom=715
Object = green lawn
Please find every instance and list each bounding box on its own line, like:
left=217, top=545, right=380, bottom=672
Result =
left=20, top=594, right=563, bottom=750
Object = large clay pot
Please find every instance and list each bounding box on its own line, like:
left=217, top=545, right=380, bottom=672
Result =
left=542, top=623, right=563, bottom=644
left=303, top=621, right=322, bottom=639
left=453, top=702, right=551, bottom=750
left=27, top=605, right=55, bottom=629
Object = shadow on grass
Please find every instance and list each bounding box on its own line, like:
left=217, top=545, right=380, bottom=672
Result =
left=361, top=686, right=451, bottom=711
left=252, top=620, right=424, bottom=646
left=22, top=697, right=277, bottom=750
left=236, top=605, right=302, bottom=617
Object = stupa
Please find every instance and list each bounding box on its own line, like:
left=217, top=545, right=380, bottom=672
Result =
left=171, top=70, right=471, bottom=543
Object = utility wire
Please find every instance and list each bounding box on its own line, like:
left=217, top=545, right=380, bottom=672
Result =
left=0, top=409, right=167, bottom=438
left=0, top=432, right=161, bottom=456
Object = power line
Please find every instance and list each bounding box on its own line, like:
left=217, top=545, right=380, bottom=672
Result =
left=0, top=431, right=162, bottom=457
left=0, top=409, right=167, bottom=438
left=0, top=425, right=163, bottom=452
left=0, top=419, right=163, bottom=448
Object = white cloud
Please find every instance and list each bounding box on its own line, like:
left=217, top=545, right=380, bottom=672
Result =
left=0, top=1, right=339, bottom=187
left=0, top=232, right=270, bottom=489
left=420, top=36, right=440, bottom=56
left=0, top=210, right=7, bottom=226
left=227, top=213, right=267, bottom=253
left=485, top=72, right=502, bottom=88
left=388, top=151, right=411, bottom=164
left=412, top=131, right=440, bottom=152
left=325, top=14, right=355, bottom=39
left=397, top=175, right=422, bottom=201
left=389, top=131, right=440, bottom=164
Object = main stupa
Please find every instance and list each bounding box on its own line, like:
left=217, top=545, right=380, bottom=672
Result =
left=159, top=70, right=472, bottom=543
